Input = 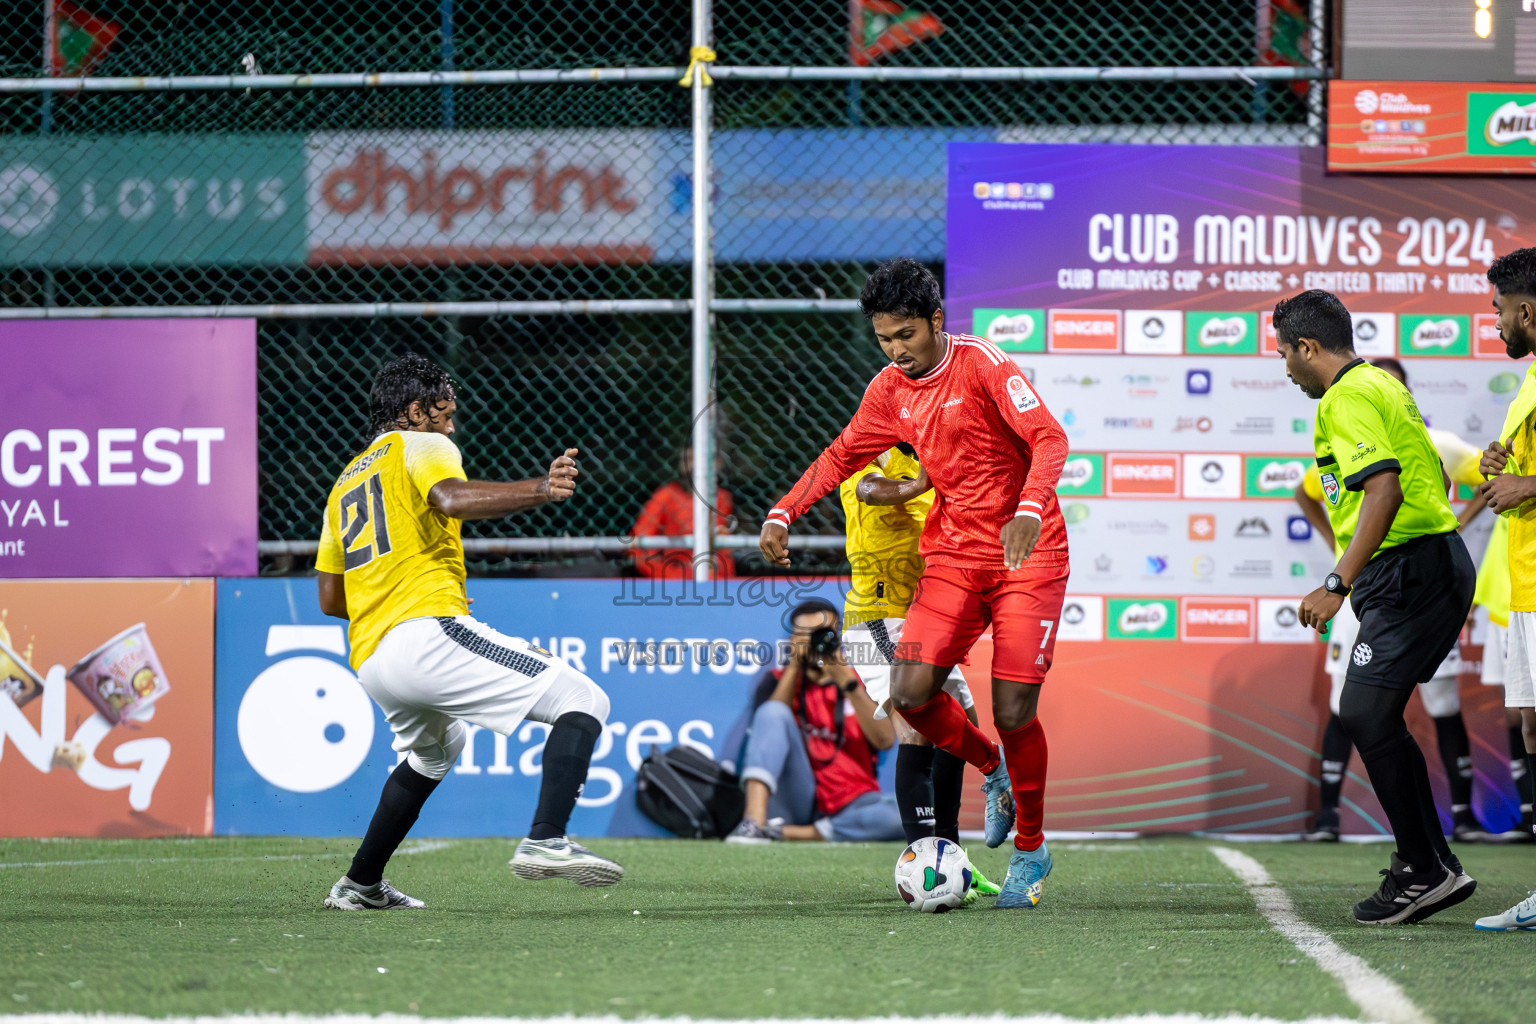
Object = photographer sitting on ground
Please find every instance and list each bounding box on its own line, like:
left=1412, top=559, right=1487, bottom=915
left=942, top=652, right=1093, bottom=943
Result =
left=720, top=599, right=902, bottom=843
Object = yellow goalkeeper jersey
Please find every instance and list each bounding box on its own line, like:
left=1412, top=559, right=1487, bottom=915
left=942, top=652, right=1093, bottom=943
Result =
left=316, top=430, right=470, bottom=668
left=838, top=447, right=932, bottom=627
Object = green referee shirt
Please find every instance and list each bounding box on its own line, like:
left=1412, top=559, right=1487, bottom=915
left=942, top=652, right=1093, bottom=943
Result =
left=1312, top=359, right=1458, bottom=557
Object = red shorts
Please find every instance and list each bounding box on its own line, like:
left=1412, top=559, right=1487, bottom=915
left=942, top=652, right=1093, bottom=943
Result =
left=900, top=561, right=1070, bottom=684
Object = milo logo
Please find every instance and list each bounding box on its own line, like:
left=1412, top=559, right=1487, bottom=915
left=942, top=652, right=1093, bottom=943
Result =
left=1409, top=319, right=1460, bottom=349
left=1484, top=100, right=1536, bottom=146
left=987, top=314, right=1036, bottom=345
left=1118, top=602, right=1167, bottom=633
left=1245, top=457, right=1308, bottom=498
left=973, top=308, right=1044, bottom=352
left=1198, top=316, right=1248, bottom=347
left=1061, top=456, right=1094, bottom=487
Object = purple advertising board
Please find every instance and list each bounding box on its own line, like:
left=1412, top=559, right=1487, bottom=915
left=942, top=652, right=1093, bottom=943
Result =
left=945, top=144, right=1536, bottom=338
left=0, top=320, right=257, bottom=577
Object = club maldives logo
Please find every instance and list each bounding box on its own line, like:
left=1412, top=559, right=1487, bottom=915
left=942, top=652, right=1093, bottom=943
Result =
left=1244, top=456, right=1308, bottom=498
left=1056, top=453, right=1105, bottom=496
left=1186, top=312, right=1258, bottom=355
left=972, top=308, right=1044, bottom=353
left=1107, top=598, right=1176, bottom=640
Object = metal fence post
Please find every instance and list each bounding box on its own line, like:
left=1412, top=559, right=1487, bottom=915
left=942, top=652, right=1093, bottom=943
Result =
left=689, top=0, right=716, bottom=585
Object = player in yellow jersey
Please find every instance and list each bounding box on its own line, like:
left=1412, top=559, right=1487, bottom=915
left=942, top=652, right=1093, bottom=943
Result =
left=315, top=354, right=622, bottom=910
left=838, top=445, right=998, bottom=897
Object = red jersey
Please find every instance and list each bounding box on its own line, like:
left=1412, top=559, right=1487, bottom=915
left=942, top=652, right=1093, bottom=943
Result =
left=767, top=333, right=1068, bottom=570
left=631, top=481, right=736, bottom=578
left=796, top=678, right=880, bottom=817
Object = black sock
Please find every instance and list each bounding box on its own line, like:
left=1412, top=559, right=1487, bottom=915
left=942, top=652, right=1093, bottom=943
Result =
left=1431, top=714, right=1474, bottom=821
left=1339, top=683, right=1442, bottom=872
left=895, top=744, right=937, bottom=844
left=931, top=748, right=967, bottom=845
left=1319, top=713, right=1351, bottom=826
left=348, top=761, right=441, bottom=887
left=529, top=712, right=602, bottom=841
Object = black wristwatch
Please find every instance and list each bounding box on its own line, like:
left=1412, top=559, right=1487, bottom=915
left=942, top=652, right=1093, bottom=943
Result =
left=1324, top=573, right=1351, bottom=597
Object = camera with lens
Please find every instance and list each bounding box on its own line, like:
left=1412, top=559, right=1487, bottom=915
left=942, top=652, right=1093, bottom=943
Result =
left=807, top=626, right=841, bottom=658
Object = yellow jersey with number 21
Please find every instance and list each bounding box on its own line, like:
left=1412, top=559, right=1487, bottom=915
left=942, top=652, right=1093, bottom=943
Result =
left=316, top=430, right=470, bottom=669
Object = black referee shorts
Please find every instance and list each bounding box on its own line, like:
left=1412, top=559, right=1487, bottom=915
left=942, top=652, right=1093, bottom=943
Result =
left=1343, top=531, right=1475, bottom=690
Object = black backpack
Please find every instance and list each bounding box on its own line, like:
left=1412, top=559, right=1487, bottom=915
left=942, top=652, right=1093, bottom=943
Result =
left=634, top=745, right=746, bottom=839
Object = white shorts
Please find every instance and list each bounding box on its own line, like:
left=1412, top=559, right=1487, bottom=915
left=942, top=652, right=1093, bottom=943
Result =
left=358, top=615, right=607, bottom=778
left=1325, top=601, right=1461, bottom=717
left=1481, top=618, right=1508, bottom=687
left=844, top=618, right=973, bottom=721
left=1503, top=611, right=1536, bottom=708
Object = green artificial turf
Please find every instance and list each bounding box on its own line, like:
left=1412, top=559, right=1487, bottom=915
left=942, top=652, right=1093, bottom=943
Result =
left=0, top=836, right=1532, bottom=1020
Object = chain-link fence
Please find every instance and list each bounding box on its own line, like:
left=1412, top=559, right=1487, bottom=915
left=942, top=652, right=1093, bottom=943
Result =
left=0, top=1, right=1327, bottom=576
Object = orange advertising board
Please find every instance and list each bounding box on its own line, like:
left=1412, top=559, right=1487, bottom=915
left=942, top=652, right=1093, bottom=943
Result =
left=1105, top=453, right=1180, bottom=498
left=1329, top=81, right=1536, bottom=174
left=1048, top=309, right=1121, bottom=352
left=0, top=580, right=213, bottom=837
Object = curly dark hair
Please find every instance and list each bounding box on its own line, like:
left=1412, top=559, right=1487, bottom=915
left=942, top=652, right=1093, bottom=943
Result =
left=1272, top=290, right=1354, bottom=353
left=1488, top=247, right=1536, bottom=298
left=367, top=352, right=456, bottom=439
left=858, top=257, right=943, bottom=321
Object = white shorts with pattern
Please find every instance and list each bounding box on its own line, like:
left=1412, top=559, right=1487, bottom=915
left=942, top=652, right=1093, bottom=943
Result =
left=844, top=617, right=973, bottom=721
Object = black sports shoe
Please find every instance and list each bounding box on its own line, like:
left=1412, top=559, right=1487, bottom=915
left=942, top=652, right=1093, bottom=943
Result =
left=1404, top=861, right=1477, bottom=924
left=1352, top=853, right=1456, bottom=925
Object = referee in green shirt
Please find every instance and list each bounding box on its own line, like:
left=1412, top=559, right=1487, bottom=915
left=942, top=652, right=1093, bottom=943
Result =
left=1276, top=289, right=1478, bottom=925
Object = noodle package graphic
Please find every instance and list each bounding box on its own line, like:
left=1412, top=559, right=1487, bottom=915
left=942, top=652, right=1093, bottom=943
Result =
left=66, top=623, right=169, bottom=725
left=0, top=636, right=44, bottom=708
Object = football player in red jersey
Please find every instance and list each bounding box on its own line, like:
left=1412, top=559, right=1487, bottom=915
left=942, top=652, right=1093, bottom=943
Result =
left=759, top=258, right=1070, bottom=908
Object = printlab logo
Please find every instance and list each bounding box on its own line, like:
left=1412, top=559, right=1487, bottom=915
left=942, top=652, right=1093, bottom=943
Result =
left=0, top=620, right=172, bottom=811
left=0, top=164, right=59, bottom=237
left=1354, top=90, right=1380, bottom=115
left=237, top=625, right=377, bottom=793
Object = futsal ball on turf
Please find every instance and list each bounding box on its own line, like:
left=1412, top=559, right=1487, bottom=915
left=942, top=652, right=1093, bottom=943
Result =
left=893, top=836, right=972, bottom=912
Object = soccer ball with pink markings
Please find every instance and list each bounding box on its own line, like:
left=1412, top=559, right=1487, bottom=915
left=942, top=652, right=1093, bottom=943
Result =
left=893, top=836, right=971, bottom=912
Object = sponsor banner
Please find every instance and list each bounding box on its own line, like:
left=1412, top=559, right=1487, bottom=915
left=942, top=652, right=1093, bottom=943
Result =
left=1105, top=598, right=1177, bottom=640
left=0, top=136, right=306, bottom=266
left=1350, top=312, right=1397, bottom=357
left=1181, top=453, right=1242, bottom=500
left=1186, top=312, right=1258, bottom=355
left=974, top=308, right=1044, bottom=352
left=1181, top=597, right=1256, bottom=642
left=1257, top=597, right=1314, bottom=644
left=1400, top=314, right=1470, bottom=357
left=1056, top=452, right=1105, bottom=496
left=215, top=578, right=850, bottom=838
left=1244, top=455, right=1310, bottom=499
left=307, top=130, right=662, bottom=265
left=1328, top=81, right=1536, bottom=175
left=1056, top=596, right=1104, bottom=641
left=1124, top=309, right=1183, bottom=355
left=947, top=144, right=1528, bottom=326
left=1048, top=309, right=1121, bottom=352
left=0, top=320, right=257, bottom=577
left=0, top=580, right=214, bottom=837
left=1474, top=313, right=1505, bottom=358
left=1105, top=453, right=1180, bottom=497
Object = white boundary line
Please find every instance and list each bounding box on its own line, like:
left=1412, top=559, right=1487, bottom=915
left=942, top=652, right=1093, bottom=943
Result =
left=0, top=1015, right=1358, bottom=1024
left=1209, top=846, right=1430, bottom=1024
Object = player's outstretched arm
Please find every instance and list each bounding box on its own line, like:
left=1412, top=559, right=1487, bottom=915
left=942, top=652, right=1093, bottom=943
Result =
left=855, top=467, right=930, bottom=506
left=429, top=448, right=580, bottom=521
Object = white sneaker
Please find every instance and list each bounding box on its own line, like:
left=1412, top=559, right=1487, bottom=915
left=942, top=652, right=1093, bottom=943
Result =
left=323, top=876, right=424, bottom=910
left=1473, top=890, right=1536, bottom=931
left=510, top=836, right=624, bottom=887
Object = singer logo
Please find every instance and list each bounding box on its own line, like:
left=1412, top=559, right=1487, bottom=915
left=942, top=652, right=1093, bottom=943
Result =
left=1048, top=309, right=1121, bottom=352
left=1474, top=313, right=1505, bottom=358
left=1181, top=598, right=1255, bottom=642
left=1106, top=453, right=1180, bottom=497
